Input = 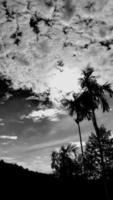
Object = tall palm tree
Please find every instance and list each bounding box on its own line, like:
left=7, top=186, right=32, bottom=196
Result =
left=79, top=65, right=113, bottom=199
left=61, top=93, right=86, bottom=174
left=79, top=65, right=113, bottom=159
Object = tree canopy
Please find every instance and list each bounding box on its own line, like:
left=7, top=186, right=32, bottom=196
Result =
left=85, top=125, right=113, bottom=180
left=51, top=143, right=81, bottom=178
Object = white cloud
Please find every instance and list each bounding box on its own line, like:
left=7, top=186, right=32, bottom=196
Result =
left=69, top=141, right=86, bottom=148
left=0, top=135, right=18, bottom=140
left=0, top=123, right=5, bottom=126
left=0, top=118, right=5, bottom=126
left=109, top=131, right=113, bottom=139
left=0, top=0, right=113, bottom=105
left=21, top=135, right=79, bottom=152
left=21, top=108, right=66, bottom=122
left=0, top=157, right=16, bottom=163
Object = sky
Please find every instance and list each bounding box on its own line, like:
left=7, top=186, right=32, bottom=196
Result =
left=0, top=0, right=113, bottom=173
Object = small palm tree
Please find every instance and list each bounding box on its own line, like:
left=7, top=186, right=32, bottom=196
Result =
left=51, top=143, right=79, bottom=177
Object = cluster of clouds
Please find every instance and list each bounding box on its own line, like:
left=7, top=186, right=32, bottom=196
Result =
left=0, top=0, right=113, bottom=104
left=0, top=134, right=18, bottom=146
left=0, top=118, right=5, bottom=126
left=0, top=135, right=17, bottom=140
left=21, top=107, right=66, bottom=122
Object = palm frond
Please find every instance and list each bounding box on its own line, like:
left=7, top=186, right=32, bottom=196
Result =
left=82, top=65, right=94, bottom=78
left=66, top=143, right=78, bottom=154
left=80, top=66, right=96, bottom=89
left=102, top=82, right=113, bottom=97
left=79, top=65, right=113, bottom=115
left=99, top=94, right=110, bottom=112
left=61, top=98, right=76, bottom=116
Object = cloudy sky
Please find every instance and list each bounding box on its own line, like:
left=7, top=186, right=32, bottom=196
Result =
left=0, top=0, right=113, bottom=173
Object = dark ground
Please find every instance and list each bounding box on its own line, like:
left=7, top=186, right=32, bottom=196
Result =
left=0, top=160, right=113, bottom=200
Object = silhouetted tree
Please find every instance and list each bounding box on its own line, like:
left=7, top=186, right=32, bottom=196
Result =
left=0, top=74, right=12, bottom=99
left=79, top=65, right=113, bottom=200
left=79, top=65, right=113, bottom=171
left=51, top=143, right=80, bottom=178
left=85, top=125, right=113, bottom=180
left=61, top=93, right=86, bottom=174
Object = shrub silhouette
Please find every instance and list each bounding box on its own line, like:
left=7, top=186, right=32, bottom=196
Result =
left=84, top=125, right=113, bottom=180
left=51, top=143, right=81, bottom=178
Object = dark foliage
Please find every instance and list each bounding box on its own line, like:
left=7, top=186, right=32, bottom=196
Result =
left=100, top=39, right=113, bottom=50
left=9, top=87, right=34, bottom=98
left=29, top=13, right=52, bottom=35
left=0, top=74, right=12, bottom=99
left=29, top=13, right=40, bottom=34
left=2, top=0, right=15, bottom=21
left=0, top=159, right=113, bottom=200
left=10, top=28, right=22, bottom=45
left=85, top=125, right=113, bottom=180
left=51, top=144, right=81, bottom=178
left=45, top=0, right=53, bottom=7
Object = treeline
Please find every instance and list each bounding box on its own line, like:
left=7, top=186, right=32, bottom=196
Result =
left=51, top=125, right=113, bottom=180
left=51, top=66, right=113, bottom=200
left=0, top=158, right=113, bottom=200
left=0, top=66, right=113, bottom=200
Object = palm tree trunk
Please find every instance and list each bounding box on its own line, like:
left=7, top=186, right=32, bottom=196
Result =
left=92, top=110, right=111, bottom=200
left=75, top=120, right=85, bottom=175
left=92, top=110, right=105, bottom=170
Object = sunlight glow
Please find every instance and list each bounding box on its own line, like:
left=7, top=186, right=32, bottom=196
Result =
left=52, top=68, right=80, bottom=92
left=49, top=67, right=81, bottom=103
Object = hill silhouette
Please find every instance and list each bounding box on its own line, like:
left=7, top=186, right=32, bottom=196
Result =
left=0, top=160, right=113, bottom=200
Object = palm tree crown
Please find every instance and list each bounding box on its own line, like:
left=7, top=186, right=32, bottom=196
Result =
left=62, top=93, right=89, bottom=122
left=79, top=65, right=113, bottom=114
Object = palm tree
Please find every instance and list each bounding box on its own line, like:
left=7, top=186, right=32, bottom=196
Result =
left=79, top=65, right=113, bottom=123
left=61, top=93, right=86, bottom=174
left=79, top=65, right=113, bottom=199
left=51, top=143, right=79, bottom=177
left=79, top=65, right=113, bottom=159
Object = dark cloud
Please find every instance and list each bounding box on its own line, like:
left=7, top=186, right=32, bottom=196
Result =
left=0, top=74, right=12, bottom=99
left=62, top=0, right=76, bottom=22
